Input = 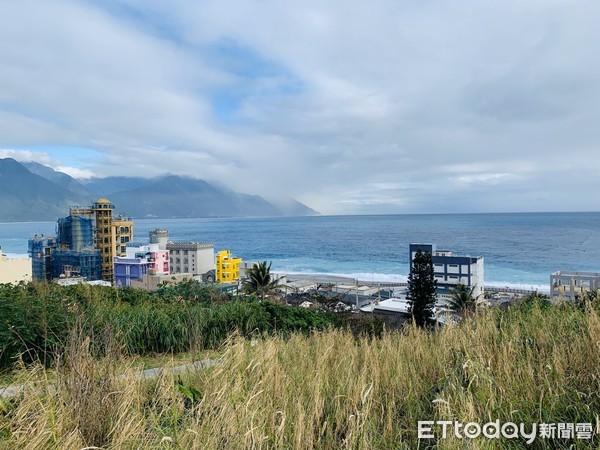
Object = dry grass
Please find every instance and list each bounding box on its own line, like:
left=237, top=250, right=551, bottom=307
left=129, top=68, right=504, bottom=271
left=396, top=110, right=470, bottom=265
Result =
left=1, top=303, right=599, bottom=449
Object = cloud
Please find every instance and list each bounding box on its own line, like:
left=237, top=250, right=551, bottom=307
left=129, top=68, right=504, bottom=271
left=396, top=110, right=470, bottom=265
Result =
left=0, top=149, right=54, bottom=166
left=1, top=0, right=599, bottom=213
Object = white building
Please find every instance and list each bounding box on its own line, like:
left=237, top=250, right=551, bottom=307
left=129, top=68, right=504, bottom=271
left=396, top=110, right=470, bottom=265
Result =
left=0, top=247, right=31, bottom=284
left=409, top=243, right=484, bottom=299
left=166, top=241, right=215, bottom=276
left=550, top=270, right=600, bottom=302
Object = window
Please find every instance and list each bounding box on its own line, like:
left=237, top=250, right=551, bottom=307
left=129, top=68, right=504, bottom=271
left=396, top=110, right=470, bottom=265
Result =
left=449, top=264, right=458, bottom=267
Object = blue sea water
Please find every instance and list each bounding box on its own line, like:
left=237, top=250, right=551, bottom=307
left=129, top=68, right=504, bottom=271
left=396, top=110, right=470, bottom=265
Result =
left=1, top=213, right=599, bottom=290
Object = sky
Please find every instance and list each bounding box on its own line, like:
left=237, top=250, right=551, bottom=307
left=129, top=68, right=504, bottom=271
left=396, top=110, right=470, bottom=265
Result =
left=1, top=0, right=599, bottom=215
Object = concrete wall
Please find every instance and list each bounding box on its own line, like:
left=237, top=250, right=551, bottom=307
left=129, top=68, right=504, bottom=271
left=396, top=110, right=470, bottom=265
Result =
left=0, top=254, right=32, bottom=284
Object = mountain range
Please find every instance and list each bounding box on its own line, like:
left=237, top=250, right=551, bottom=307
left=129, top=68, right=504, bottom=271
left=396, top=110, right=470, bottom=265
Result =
left=0, top=158, right=318, bottom=221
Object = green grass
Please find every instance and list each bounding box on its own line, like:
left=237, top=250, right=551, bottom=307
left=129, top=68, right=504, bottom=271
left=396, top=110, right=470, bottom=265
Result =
left=0, top=281, right=341, bottom=371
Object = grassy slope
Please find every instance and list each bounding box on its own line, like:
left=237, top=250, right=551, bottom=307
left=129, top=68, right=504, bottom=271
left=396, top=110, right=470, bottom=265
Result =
left=1, top=303, right=599, bottom=449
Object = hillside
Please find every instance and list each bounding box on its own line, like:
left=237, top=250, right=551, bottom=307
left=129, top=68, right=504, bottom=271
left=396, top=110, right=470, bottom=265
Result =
left=0, top=158, right=319, bottom=220
left=0, top=158, right=86, bottom=221
left=0, top=284, right=598, bottom=449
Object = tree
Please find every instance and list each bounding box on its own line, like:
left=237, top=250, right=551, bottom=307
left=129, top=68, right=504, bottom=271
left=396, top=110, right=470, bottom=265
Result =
left=445, top=283, right=478, bottom=318
left=242, top=261, right=279, bottom=300
left=407, top=249, right=437, bottom=327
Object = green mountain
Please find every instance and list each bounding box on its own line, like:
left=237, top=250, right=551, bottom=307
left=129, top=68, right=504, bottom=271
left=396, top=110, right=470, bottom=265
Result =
left=0, top=158, right=319, bottom=221
left=0, top=158, right=87, bottom=221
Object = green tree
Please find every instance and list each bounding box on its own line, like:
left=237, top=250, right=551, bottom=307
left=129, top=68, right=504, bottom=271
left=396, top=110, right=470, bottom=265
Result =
left=242, top=261, right=279, bottom=301
left=445, top=283, right=478, bottom=318
left=407, top=249, right=437, bottom=327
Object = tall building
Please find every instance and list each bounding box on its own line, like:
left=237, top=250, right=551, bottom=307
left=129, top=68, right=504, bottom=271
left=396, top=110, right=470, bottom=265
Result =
left=167, top=241, right=214, bottom=276
left=70, top=198, right=134, bottom=282
left=409, top=243, right=484, bottom=299
left=28, top=198, right=133, bottom=284
left=215, top=250, right=242, bottom=283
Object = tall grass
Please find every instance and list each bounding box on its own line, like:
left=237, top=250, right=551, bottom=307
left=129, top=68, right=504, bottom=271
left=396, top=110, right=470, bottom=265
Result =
left=0, top=282, right=341, bottom=370
left=1, top=303, right=598, bottom=449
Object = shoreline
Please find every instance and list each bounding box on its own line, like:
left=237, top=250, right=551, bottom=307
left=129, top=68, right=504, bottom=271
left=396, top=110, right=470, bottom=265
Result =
left=276, top=271, right=550, bottom=294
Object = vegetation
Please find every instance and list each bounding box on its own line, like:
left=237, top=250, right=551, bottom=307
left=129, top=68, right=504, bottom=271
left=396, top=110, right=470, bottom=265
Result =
left=406, top=249, right=437, bottom=326
left=1, top=301, right=599, bottom=449
left=446, top=283, right=478, bottom=317
left=0, top=281, right=341, bottom=371
left=242, top=260, right=280, bottom=300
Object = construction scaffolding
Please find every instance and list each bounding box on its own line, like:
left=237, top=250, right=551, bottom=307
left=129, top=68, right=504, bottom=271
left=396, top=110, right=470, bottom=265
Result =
left=51, top=249, right=101, bottom=281
left=28, top=235, right=57, bottom=281
left=57, top=214, right=95, bottom=252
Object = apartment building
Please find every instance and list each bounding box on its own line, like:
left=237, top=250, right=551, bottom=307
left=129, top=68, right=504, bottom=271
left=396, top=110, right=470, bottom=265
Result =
left=167, top=241, right=214, bottom=276
left=215, top=250, right=242, bottom=283
left=409, top=243, right=485, bottom=299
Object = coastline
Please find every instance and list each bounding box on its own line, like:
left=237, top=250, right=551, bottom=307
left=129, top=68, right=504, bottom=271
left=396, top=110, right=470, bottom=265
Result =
left=277, top=271, right=550, bottom=294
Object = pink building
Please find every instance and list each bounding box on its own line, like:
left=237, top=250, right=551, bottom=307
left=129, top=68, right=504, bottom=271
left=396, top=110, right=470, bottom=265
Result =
left=114, top=243, right=169, bottom=287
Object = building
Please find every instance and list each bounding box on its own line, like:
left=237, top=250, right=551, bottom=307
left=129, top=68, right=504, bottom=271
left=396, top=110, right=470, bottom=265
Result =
left=215, top=250, right=242, bottom=283
left=0, top=246, right=31, bottom=284
left=28, top=235, right=57, bottom=281
left=550, top=270, right=600, bottom=302
left=409, top=243, right=484, bottom=299
left=114, top=243, right=170, bottom=287
left=57, top=213, right=95, bottom=251
left=167, top=241, right=214, bottom=276
left=51, top=249, right=101, bottom=281
left=69, top=198, right=134, bottom=283
left=149, top=228, right=169, bottom=248
left=28, top=198, right=133, bottom=284
left=53, top=211, right=101, bottom=280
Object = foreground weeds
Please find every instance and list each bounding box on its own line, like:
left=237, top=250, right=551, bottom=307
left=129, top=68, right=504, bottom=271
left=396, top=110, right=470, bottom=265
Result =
left=1, top=304, right=599, bottom=449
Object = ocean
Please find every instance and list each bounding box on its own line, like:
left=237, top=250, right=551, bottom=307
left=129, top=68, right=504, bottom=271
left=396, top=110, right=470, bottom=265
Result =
left=1, top=212, right=599, bottom=291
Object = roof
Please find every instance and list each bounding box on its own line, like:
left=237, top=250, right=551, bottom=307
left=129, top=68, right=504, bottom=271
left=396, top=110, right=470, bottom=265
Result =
left=94, top=197, right=112, bottom=204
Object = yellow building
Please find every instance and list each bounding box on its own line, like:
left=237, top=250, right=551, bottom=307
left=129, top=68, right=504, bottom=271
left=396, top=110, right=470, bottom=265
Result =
left=215, top=250, right=242, bottom=283
left=0, top=248, right=31, bottom=284
left=71, top=197, right=134, bottom=283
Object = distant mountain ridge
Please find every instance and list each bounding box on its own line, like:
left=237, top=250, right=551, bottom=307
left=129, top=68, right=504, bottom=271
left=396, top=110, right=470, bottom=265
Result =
left=0, top=158, right=319, bottom=221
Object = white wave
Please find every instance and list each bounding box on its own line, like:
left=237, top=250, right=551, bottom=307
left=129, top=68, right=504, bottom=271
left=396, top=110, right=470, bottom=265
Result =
left=274, top=270, right=550, bottom=292
left=274, top=270, right=408, bottom=283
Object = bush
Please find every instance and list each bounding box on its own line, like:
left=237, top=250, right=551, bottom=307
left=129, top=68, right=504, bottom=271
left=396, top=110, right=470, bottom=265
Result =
left=0, top=282, right=342, bottom=370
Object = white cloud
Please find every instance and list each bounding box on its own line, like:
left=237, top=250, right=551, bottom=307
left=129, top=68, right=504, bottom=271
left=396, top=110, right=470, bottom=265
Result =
left=0, top=149, right=54, bottom=166
left=1, top=0, right=599, bottom=213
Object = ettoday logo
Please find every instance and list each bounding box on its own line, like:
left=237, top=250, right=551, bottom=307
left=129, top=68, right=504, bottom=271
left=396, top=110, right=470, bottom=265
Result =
left=418, top=421, right=595, bottom=444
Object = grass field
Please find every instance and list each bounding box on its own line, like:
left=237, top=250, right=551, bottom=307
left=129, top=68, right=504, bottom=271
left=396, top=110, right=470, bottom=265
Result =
left=1, top=301, right=598, bottom=449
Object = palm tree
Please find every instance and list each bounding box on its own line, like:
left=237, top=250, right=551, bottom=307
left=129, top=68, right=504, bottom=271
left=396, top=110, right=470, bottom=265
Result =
left=242, top=261, right=279, bottom=300
left=445, top=283, right=479, bottom=317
